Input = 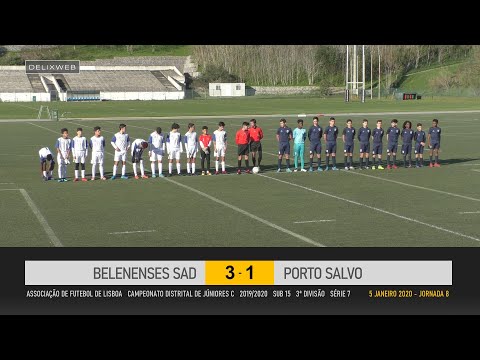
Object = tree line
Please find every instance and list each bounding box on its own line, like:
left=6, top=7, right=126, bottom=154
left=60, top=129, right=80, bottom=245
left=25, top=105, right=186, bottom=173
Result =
left=192, top=45, right=474, bottom=89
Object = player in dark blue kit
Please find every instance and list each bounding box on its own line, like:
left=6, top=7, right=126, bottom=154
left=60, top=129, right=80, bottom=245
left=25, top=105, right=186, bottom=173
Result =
left=357, top=119, right=371, bottom=170
left=323, top=117, right=339, bottom=170
left=427, top=119, right=442, bottom=168
left=342, top=119, right=355, bottom=170
left=276, top=118, right=293, bottom=172
left=308, top=117, right=323, bottom=172
left=414, top=123, right=426, bottom=168
left=386, top=119, right=400, bottom=169
left=371, top=120, right=384, bottom=170
left=401, top=121, right=415, bottom=168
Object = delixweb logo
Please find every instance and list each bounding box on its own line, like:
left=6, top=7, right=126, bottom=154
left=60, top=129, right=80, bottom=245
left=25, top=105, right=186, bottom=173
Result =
left=25, top=60, right=80, bottom=74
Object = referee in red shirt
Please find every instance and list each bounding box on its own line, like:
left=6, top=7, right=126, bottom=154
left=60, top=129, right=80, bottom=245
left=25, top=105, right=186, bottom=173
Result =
left=235, top=122, right=251, bottom=174
left=248, top=118, right=264, bottom=170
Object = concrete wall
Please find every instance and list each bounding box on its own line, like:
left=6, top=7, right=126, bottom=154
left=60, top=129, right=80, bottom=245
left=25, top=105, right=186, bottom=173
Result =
left=209, top=83, right=245, bottom=97
left=0, top=92, right=50, bottom=102
left=100, top=91, right=184, bottom=101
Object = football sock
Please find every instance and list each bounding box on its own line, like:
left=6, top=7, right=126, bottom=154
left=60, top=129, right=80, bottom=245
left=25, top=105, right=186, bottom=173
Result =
left=187, top=163, right=191, bottom=173
left=365, top=157, right=369, bottom=167
left=121, top=164, right=126, bottom=176
left=344, top=155, right=347, bottom=166
left=393, top=155, right=396, bottom=165
left=177, top=163, right=181, bottom=174
left=435, top=155, right=439, bottom=164
left=169, top=163, right=173, bottom=174
left=278, top=159, right=282, bottom=169
left=140, top=161, right=145, bottom=176
left=429, top=155, right=433, bottom=164
left=158, top=162, right=162, bottom=175
left=75, top=170, right=79, bottom=178
left=286, top=159, right=290, bottom=168
left=81, top=170, right=85, bottom=178
left=92, top=164, right=96, bottom=177
left=191, top=163, right=195, bottom=173
left=215, top=160, right=219, bottom=172
left=326, top=157, right=330, bottom=167
left=310, top=157, right=313, bottom=167
left=113, top=164, right=117, bottom=176
left=221, top=161, right=225, bottom=172
left=237, top=159, right=241, bottom=170
left=387, top=155, right=390, bottom=166
left=42, top=171, right=47, bottom=177
left=252, top=156, right=256, bottom=167
left=99, top=165, right=104, bottom=178
left=151, top=163, right=156, bottom=176
left=332, top=156, right=336, bottom=167
left=133, top=163, right=138, bottom=176
left=403, top=155, right=407, bottom=166
left=245, top=160, right=249, bottom=169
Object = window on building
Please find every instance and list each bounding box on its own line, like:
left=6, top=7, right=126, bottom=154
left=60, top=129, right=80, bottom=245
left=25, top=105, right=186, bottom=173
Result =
left=216, top=85, right=221, bottom=90
left=236, top=85, right=241, bottom=90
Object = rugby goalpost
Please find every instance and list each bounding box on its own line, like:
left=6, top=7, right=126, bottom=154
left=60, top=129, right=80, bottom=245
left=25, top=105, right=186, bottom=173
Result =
left=345, top=45, right=366, bottom=103
left=37, top=105, right=51, bottom=119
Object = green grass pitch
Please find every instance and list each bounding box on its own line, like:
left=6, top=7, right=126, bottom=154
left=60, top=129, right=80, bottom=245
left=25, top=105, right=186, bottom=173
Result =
left=1, top=98, right=479, bottom=247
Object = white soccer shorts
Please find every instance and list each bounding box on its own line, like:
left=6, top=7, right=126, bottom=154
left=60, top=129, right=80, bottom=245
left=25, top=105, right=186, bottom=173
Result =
left=214, top=147, right=226, bottom=157
left=74, top=151, right=86, bottom=164
left=150, top=150, right=164, bottom=162
left=57, top=152, right=69, bottom=165
left=114, top=150, right=127, bottom=162
left=186, top=150, right=197, bottom=159
left=168, top=149, right=181, bottom=160
left=91, top=152, right=104, bottom=165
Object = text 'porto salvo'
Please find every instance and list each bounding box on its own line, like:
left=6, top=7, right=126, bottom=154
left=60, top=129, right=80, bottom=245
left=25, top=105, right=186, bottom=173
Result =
left=284, top=266, right=363, bottom=280
left=93, top=266, right=197, bottom=280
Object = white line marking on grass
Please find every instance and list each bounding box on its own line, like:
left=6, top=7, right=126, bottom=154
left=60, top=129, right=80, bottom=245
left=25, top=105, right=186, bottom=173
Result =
left=293, top=220, right=336, bottom=224
left=165, top=177, right=324, bottom=247
left=458, top=211, right=480, bottom=214
left=108, top=230, right=156, bottom=235
left=0, top=183, right=15, bottom=185
left=459, top=164, right=480, bottom=166
left=0, top=154, right=33, bottom=157
left=344, top=170, right=480, bottom=203
left=258, top=174, right=480, bottom=243
left=27, top=122, right=59, bottom=134
left=0, top=189, right=18, bottom=191
left=19, top=189, right=63, bottom=247
left=472, top=169, right=480, bottom=173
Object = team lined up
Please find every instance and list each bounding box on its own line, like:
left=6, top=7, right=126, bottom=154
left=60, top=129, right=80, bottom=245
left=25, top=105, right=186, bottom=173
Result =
left=37, top=117, right=442, bottom=181
left=275, top=116, right=442, bottom=172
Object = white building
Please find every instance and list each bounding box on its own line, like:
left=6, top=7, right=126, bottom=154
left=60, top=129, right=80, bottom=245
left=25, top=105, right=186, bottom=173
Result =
left=209, top=83, right=245, bottom=97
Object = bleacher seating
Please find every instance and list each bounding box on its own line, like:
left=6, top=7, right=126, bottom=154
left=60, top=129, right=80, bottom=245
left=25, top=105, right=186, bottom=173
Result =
left=0, top=71, right=34, bottom=92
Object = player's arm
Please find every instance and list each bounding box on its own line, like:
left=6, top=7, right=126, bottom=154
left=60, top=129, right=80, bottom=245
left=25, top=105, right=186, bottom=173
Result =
left=289, top=129, right=293, bottom=141
left=84, top=138, right=88, bottom=158
left=148, top=135, right=153, bottom=154
left=276, top=129, right=280, bottom=142
left=126, top=135, right=130, bottom=151
left=111, top=136, right=120, bottom=151
left=342, top=128, right=346, bottom=143
left=259, top=128, right=264, bottom=141
left=427, top=131, right=431, bottom=148
left=224, top=133, right=227, bottom=151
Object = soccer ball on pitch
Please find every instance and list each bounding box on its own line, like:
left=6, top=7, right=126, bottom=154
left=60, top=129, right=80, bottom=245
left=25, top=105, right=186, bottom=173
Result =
left=252, top=167, right=259, bottom=174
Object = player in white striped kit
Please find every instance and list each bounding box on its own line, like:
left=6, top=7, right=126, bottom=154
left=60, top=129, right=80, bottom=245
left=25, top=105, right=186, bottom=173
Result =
left=166, top=123, right=183, bottom=176
left=131, top=138, right=149, bottom=179
left=90, top=126, right=106, bottom=180
left=148, top=127, right=165, bottom=178
left=184, top=123, right=198, bottom=176
left=38, top=146, right=55, bottom=181
left=72, top=127, right=88, bottom=182
left=213, top=121, right=227, bottom=175
left=110, top=124, right=130, bottom=180
left=55, top=128, right=72, bottom=182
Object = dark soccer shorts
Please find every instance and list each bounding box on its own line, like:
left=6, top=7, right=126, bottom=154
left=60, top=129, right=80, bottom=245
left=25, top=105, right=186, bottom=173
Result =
left=344, top=144, right=354, bottom=154
left=387, top=142, right=398, bottom=153
left=415, top=143, right=424, bottom=154
left=372, top=143, right=382, bottom=155
left=359, top=142, right=370, bottom=154
left=325, top=142, right=337, bottom=154
left=401, top=143, right=412, bottom=155
left=430, top=142, right=440, bottom=150
left=131, top=151, right=144, bottom=163
left=278, top=142, right=290, bottom=156
left=310, top=142, right=321, bottom=154
left=237, top=144, right=249, bottom=156
left=249, top=141, right=262, bottom=153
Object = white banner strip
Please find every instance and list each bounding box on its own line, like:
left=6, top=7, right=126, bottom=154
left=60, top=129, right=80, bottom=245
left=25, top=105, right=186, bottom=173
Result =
left=275, top=261, right=452, bottom=285
left=25, top=261, right=205, bottom=285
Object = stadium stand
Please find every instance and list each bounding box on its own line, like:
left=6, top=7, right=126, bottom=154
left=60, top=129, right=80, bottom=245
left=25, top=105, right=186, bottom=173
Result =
left=0, top=71, right=35, bottom=92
